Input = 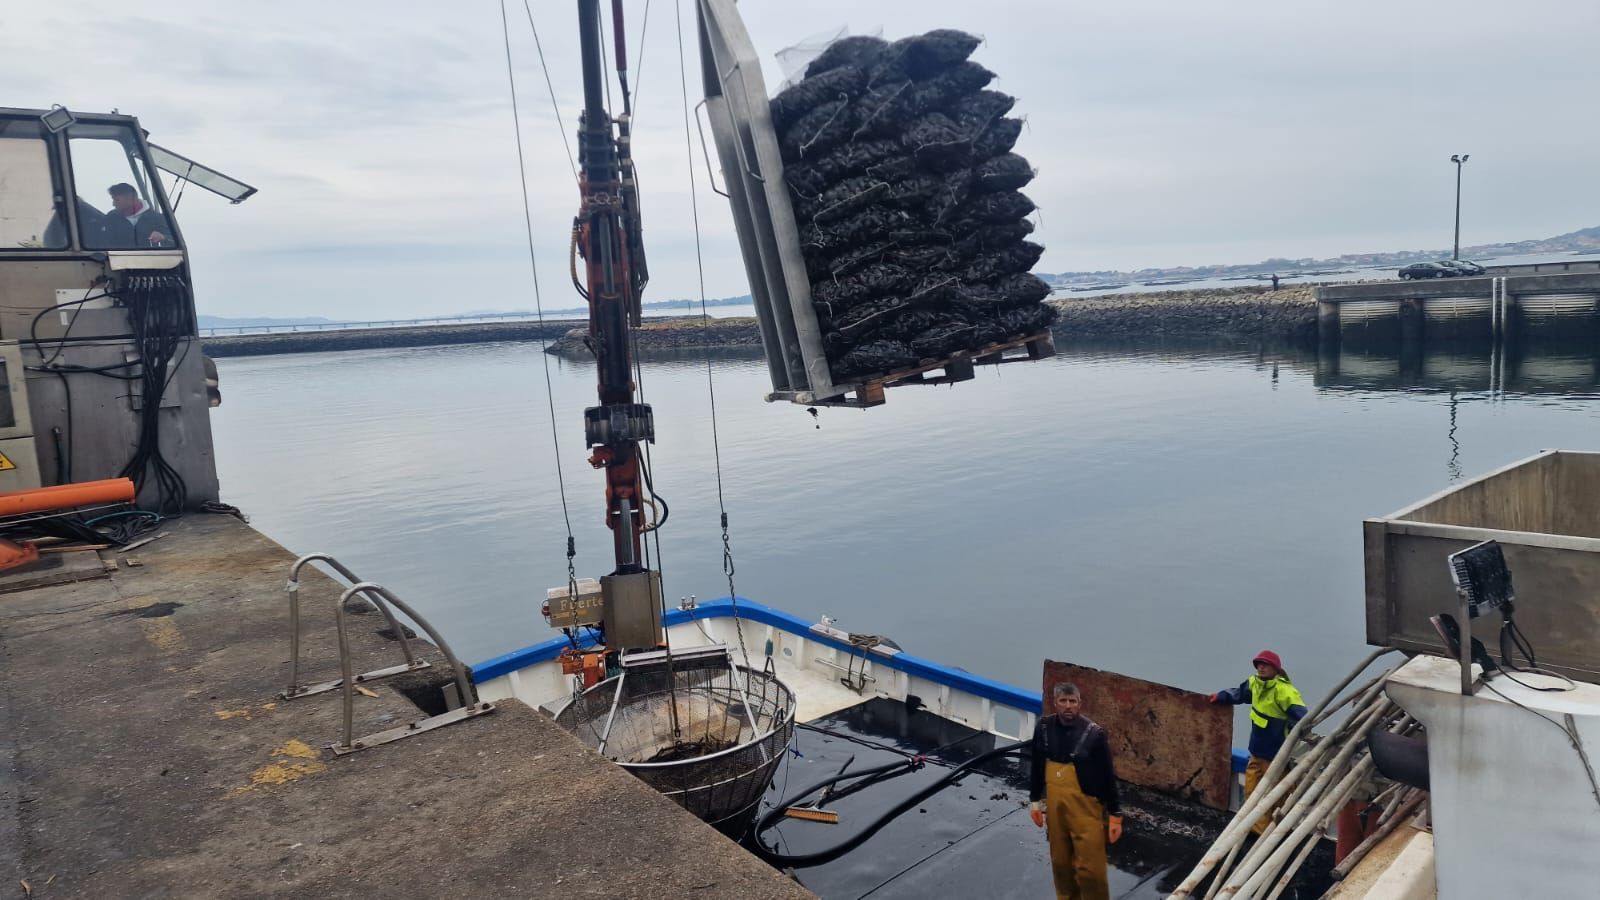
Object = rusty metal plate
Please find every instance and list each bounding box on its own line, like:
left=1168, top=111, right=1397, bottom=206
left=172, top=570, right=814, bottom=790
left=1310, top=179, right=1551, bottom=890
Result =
left=1044, top=660, right=1234, bottom=810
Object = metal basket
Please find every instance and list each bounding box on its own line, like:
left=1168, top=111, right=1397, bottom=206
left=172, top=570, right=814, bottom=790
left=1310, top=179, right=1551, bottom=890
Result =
left=554, top=653, right=796, bottom=826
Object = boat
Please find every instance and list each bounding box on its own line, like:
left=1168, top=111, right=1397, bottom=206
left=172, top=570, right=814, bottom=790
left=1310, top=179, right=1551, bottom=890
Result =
left=5, top=3, right=1598, bottom=898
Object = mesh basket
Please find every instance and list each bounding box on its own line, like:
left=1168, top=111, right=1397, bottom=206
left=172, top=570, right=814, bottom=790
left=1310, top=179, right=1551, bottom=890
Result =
left=554, top=658, right=797, bottom=826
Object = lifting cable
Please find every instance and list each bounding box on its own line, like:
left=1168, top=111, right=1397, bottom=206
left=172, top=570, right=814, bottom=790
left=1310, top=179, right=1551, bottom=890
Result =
left=500, top=0, right=581, bottom=640
left=517, top=0, right=579, bottom=186
left=674, top=0, right=751, bottom=671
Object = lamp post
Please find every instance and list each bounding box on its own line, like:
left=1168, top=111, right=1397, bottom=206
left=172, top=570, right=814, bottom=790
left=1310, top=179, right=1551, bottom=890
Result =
left=1450, top=154, right=1469, bottom=260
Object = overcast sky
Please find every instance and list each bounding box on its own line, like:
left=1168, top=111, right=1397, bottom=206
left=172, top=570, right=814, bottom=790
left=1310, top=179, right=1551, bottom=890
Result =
left=5, top=1, right=1597, bottom=319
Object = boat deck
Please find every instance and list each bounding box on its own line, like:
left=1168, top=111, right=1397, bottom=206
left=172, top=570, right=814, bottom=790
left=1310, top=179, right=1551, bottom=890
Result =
left=0, top=516, right=810, bottom=899
left=763, top=697, right=1220, bottom=899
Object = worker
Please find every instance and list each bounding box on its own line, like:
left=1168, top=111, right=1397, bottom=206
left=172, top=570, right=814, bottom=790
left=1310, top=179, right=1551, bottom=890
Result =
left=96, top=183, right=173, bottom=248
left=1210, top=650, right=1308, bottom=834
left=1029, top=681, right=1123, bottom=900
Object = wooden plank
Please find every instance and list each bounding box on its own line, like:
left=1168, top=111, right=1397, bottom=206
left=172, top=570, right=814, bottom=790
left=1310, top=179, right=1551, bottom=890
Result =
left=782, top=807, right=840, bottom=824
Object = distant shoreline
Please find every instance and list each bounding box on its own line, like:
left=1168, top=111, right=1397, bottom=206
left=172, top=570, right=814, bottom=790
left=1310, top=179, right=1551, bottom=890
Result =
left=203, top=286, right=1316, bottom=359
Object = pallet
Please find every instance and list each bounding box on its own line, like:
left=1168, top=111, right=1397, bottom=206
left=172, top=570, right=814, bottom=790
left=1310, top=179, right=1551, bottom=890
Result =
left=805, top=331, right=1056, bottom=409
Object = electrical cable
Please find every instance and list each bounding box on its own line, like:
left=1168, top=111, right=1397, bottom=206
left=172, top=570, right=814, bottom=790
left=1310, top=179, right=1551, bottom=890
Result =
left=751, top=739, right=1027, bottom=866
left=1476, top=676, right=1600, bottom=812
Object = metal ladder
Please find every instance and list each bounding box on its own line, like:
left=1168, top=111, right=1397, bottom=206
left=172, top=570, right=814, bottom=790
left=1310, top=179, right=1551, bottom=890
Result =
left=282, top=553, right=493, bottom=754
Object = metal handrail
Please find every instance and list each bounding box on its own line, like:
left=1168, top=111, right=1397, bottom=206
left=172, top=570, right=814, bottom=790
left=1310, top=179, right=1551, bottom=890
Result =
left=335, top=581, right=477, bottom=753
left=284, top=553, right=420, bottom=698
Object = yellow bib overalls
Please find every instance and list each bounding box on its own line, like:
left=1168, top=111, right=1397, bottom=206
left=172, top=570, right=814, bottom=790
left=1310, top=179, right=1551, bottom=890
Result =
left=1044, top=758, right=1109, bottom=900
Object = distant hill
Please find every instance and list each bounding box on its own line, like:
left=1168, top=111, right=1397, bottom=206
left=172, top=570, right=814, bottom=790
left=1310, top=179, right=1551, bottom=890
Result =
left=1043, top=225, right=1600, bottom=287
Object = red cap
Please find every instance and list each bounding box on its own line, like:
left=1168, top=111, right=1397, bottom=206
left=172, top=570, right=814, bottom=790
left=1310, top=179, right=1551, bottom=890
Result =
left=1253, top=650, right=1283, bottom=673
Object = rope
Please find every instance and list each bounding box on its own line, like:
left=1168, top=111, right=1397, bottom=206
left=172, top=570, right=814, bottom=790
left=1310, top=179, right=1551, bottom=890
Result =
left=674, top=0, right=750, bottom=673
left=518, top=0, right=579, bottom=185
left=500, top=0, right=581, bottom=629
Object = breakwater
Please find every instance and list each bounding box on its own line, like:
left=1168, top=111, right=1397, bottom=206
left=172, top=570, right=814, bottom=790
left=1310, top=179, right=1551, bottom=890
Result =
left=200, top=287, right=1318, bottom=358
left=545, top=286, right=1318, bottom=355
left=201, top=318, right=584, bottom=358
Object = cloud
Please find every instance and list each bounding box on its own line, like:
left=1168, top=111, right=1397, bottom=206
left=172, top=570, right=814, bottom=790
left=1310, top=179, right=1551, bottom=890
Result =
left=5, top=0, right=1596, bottom=317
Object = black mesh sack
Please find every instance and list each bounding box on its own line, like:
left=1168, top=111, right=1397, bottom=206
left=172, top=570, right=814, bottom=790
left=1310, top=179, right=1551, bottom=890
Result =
left=884, top=242, right=959, bottom=272
left=973, top=153, right=1035, bottom=193
left=817, top=239, right=894, bottom=279
left=880, top=30, right=983, bottom=80
left=921, top=167, right=974, bottom=223
left=952, top=219, right=1034, bottom=256
left=801, top=205, right=914, bottom=255
left=833, top=339, right=918, bottom=378
left=901, top=112, right=974, bottom=170
left=883, top=173, right=944, bottom=210
left=993, top=302, right=1059, bottom=337
left=946, top=89, right=1016, bottom=132
left=993, top=272, right=1052, bottom=306
left=972, top=117, right=1024, bottom=158
left=863, top=153, right=920, bottom=183
left=956, top=190, right=1035, bottom=225
left=796, top=176, right=889, bottom=223
left=852, top=80, right=919, bottom=138
left=805, top=35, right=889, bottom=78
left=960, top=240, right=1044, bottom=283
left=770, top=66, right=867, bottom=132
left=780, top=99, right=856, bottom=161
left=909, top=321, right=980, bottom=359
left=811, top=262, right=915, bottom=309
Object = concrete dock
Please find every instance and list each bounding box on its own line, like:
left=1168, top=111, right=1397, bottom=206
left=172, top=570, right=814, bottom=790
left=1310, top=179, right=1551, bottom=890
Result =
left=0, top=516, right=810, bottom=899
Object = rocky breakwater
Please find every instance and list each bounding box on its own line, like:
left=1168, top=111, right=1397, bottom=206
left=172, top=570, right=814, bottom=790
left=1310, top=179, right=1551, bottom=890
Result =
left=1048, top=285, right=1317, bottom=344
left=545, top=316, right=765, bottom=356
left=203, top=319, right=584, bottom=358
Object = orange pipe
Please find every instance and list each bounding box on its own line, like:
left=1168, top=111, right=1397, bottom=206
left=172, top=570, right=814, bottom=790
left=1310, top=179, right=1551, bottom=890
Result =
left=0, top=478, right=136, bottom=517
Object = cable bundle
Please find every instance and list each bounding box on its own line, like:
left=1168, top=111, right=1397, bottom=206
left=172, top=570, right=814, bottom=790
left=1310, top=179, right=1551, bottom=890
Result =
left=771, top=30, right=1057, bottom=380
left=115, top=274, right=191, bottom=515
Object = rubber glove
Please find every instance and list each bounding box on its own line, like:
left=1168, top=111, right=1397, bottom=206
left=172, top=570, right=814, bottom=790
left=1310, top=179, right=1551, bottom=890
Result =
left=1029, top=801, right=1045, bottom=828
left=1208, top=692, right=1222, bottom=704
left=1108, top=814, right=1124, bottom=844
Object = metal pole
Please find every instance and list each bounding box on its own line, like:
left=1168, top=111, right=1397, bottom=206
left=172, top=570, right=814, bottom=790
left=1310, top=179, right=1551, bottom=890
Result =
left=1454, top=160, right=1462, bottom=259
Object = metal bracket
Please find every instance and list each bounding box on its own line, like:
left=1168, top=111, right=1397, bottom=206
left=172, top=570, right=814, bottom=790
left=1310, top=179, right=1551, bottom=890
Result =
left=330, top=701, right=495, bottom=756
left=282, top=660, right=432, bottom=701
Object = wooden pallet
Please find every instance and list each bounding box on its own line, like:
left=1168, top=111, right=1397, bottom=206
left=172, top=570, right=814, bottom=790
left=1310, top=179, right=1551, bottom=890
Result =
left=813, top=330, right=1056, bottom=408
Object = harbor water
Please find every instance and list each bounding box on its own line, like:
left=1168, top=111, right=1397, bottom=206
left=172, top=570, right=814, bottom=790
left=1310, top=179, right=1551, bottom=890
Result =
left=211, top=339, right=1600, bottom=738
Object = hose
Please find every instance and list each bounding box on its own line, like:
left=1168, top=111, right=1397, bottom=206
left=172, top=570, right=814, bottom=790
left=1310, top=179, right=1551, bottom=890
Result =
left=750, top=739, right=1027, bottom=867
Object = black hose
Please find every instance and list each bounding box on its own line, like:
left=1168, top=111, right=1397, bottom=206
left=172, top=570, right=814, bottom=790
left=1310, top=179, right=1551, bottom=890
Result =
left=751, top=739, right=1028, bottom=867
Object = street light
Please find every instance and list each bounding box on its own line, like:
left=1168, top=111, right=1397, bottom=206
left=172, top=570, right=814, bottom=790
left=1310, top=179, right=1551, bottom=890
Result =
left=1451, top=154, right=1470, bottom=260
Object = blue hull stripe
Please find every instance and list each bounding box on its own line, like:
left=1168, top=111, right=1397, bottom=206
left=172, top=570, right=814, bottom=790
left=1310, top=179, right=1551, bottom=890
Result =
left=469, top=597, right=1248, bottom=773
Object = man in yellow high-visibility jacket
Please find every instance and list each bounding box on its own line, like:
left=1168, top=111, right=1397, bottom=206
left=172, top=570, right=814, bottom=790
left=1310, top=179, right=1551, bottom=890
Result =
left=1210, top=649, right=1308, bottom=834
left=1029, top=682, right=1123, bottom=900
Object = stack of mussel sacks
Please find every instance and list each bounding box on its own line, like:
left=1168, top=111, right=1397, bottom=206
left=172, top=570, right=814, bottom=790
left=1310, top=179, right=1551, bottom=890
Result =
left=771, top=30, right=1056, bottom=380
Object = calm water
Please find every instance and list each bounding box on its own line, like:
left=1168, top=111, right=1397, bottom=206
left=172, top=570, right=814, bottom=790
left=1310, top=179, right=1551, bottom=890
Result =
left=210, top=338, right=1600, bottom=729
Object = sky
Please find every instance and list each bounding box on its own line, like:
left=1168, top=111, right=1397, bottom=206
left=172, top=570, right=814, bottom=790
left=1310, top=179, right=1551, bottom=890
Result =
left=4, top=0, right=1597, bottom=320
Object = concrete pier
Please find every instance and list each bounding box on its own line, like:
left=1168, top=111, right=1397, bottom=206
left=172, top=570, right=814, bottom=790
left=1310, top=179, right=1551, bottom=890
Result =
left=0, top=517, right=811, bottom=899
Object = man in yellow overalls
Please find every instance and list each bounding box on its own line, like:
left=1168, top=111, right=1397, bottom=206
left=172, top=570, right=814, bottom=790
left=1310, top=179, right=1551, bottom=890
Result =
left=1029, top=682, right=1123, bottom=900
left=1210, top=649, right=1308, bottom=834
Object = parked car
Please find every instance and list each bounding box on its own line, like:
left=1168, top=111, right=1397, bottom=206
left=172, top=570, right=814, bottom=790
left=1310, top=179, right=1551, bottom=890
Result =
left=1442, top=259, right=1485, bottom=276
left=1399, top=262, right=1451, bottom=279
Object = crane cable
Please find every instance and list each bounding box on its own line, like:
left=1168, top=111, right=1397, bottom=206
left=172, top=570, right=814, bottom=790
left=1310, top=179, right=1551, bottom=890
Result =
left=500, top=0, right=581, bottom=644
left=674, top=0, right=750, bottom=672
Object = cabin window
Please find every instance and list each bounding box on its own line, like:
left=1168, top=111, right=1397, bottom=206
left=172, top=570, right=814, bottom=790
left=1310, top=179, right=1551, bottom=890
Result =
left=0, top=119, right=67, bottom=250
left=67, top=123, right=178, bottom=250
